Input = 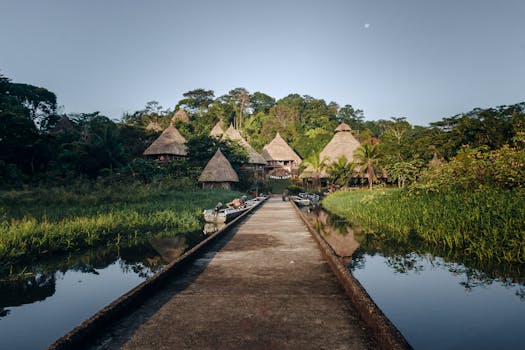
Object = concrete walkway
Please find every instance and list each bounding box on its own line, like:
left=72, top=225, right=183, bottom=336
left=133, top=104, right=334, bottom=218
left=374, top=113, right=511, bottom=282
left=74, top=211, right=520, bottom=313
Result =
left=92, top=197, right=375, bottom=350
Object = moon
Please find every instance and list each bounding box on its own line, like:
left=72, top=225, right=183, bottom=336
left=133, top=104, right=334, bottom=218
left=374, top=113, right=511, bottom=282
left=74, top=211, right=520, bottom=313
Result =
left=364, top=23, right=371, bottom=29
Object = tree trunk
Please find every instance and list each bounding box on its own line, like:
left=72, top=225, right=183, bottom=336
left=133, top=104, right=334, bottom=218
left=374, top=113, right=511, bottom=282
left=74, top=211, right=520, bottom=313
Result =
left=367, top=164, right=373, bottom=190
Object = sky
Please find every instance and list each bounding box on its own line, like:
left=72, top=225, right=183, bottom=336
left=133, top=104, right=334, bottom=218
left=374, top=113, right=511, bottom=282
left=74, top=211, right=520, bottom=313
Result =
left=1, top=0, right=524, bottom=126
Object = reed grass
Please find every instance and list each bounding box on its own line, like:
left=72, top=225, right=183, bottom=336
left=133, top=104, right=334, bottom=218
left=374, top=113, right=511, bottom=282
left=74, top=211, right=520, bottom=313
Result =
left=323, top=188, right=525, bottom=264
left=0, top=183, right=242, bottom=267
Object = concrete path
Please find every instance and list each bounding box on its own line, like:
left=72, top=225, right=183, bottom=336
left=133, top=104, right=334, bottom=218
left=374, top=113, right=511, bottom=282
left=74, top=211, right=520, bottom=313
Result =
left=91, top=197, right=375, bottom=350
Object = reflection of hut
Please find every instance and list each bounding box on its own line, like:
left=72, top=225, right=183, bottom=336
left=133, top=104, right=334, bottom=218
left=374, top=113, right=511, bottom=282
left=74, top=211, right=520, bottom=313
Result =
left=209, top=121, right=224, bottom=139
left=145, top=121, right=163, bottom=132
left=315, top=210, right=360, bottom=258
left=143, top=124, right=187, bottom=161
left=149, top=235, right=187, bottom=263
left=262, top=132, right=302, bottom=176
left=171, top=109, right=190, bottom=124
left=198, top=149, right=239, bottom=189
left=223, top=125, right=266, bottom=166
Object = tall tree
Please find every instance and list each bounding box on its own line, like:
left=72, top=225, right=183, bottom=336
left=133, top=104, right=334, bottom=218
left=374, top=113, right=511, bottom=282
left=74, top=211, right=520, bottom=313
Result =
left=338, top=104, right=365, bottom=130
left=228, top=87, right=250, bottom=129
left=354, top=142, right=382, bottom=190
left=178, top=88, right=215, bottom=117
left=250, top=91, right=275, bottom=114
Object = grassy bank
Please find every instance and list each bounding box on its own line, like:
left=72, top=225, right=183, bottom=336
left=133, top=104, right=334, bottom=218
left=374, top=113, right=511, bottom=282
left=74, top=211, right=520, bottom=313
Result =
left=323, top=189, right=525, bottom=264
left=0, top=183, right=242, bottom=268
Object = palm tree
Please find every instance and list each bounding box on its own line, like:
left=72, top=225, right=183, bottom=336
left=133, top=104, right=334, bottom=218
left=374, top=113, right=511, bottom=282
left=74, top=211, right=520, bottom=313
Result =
left=302, top=154, right=328, bottom=192
left=326, top=156, right=356, bottom=187
left=354, top=142, right=381, bottom=189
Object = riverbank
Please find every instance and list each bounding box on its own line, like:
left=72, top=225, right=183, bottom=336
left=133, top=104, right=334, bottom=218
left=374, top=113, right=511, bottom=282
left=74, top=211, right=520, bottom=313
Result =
left=322, top=188, right=525, bottom=264
left=0, top=182, right=242, bottom=271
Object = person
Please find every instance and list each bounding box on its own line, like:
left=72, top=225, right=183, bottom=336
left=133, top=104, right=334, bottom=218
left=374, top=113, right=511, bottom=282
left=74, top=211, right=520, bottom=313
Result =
left=282, top=189, right=289, bottom=201
left=227, top=197, right=245, bottom=209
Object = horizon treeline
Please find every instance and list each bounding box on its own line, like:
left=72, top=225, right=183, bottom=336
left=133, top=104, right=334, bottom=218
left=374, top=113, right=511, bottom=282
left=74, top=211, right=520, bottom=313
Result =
left=1, top=73, right=524, bottom=187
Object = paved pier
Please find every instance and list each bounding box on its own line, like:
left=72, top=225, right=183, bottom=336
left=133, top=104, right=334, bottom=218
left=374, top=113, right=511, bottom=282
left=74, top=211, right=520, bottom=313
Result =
left=91, top=197, right=375, bottom=350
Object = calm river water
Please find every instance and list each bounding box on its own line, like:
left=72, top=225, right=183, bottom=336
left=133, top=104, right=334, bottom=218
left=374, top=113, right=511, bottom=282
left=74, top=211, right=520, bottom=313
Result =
left=303, top=207, right=525, bottom=350
left=2, top=209, right=524, bottom=349
left=0, top=231, right=205, bottom=350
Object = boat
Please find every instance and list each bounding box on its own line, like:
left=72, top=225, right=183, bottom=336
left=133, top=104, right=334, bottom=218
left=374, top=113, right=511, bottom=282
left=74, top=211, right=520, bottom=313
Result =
left=290, top=193, right=320, bottom=207
left=290, top=196, right=311, bottom=206
left=203, top=197, right=264, bottom=223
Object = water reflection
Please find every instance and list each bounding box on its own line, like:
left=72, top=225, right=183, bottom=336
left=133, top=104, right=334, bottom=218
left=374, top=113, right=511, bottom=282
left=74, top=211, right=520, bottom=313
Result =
left=0, top=230, right=206, bottom=349
left=304, top=207, right=525, bottom=296
left=302, top=207, right=525, bottom=349
left=203, top=223, right=226, bottom=235
left=0, top=230, right=203, bottom=320
left=305, top=207, right=361, bottom=264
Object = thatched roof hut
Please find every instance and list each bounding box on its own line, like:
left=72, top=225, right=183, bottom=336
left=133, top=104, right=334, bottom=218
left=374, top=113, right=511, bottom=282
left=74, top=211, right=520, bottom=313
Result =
left=145, top=121, right=163, bottom=132
left=171, top=109, right=190, bottom=123
left=319, top=122, right=361, bottom=164
left=428, top=152, right=444, bottom=168
left=198, top=148, right=239, bottom=189
left=262, top=133, right=302, bottom=165
left=50, top=115, right=75, bottom=134
left=223, top=125, right=266, bottom=165
left=143, top=124, right=187, bottom=158
left=209, top=121, right=224, bottom=138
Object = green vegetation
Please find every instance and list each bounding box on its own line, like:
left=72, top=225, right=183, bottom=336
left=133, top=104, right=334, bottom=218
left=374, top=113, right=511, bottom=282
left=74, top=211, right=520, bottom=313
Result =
left=0, top=183, right=242, bottom=270
left=2, top=72, right=524, bottom=269
left=323, top=189, right=525, bottom=264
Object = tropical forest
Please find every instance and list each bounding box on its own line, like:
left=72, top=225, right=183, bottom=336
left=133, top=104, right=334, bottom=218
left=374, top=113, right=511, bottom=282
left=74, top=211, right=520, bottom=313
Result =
left=1, top=73, right=524, bottom=349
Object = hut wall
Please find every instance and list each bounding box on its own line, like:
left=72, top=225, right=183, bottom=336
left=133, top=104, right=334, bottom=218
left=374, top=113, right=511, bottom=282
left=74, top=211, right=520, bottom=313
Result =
left=202, top=182, right=232, bottom=190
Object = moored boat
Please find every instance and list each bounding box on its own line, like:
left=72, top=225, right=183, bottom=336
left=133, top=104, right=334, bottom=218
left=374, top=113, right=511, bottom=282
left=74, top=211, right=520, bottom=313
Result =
left=203, top=197, right=265, bottom=223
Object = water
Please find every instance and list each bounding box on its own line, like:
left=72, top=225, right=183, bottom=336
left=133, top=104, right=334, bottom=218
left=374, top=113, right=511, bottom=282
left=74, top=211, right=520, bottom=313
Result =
left=0, top=231, right=204, bottom=350
left=304, top=207, right=525, bottom=350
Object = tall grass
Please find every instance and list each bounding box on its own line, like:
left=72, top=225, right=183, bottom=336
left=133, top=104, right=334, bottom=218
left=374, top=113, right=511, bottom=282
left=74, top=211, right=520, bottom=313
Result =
left=0, top=183, right=242, bottom=268
left=323, top=188, right=525, bottom=264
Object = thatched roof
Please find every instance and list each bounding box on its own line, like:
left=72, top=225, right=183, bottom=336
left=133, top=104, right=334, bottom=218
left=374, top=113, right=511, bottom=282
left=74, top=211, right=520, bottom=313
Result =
left=261, top=133, right=302, bottom=164
left=198, top=148, right=239, bottom=183
left=171, top=109, right=190, bottom=123
left=299, top=168, right=329, bottom=179
left=143, top=124, right=187, bottom=156
left=51, top=115, right=75, bottom=134
left=319, top=123, right=361, bottom=164
left=223, top=125, right=267, bottom=165
left=209, top=122, right=224, bottom=138
left=428, top=152, right=444, bottom=168
left=145, top=121, right=163, bottom=132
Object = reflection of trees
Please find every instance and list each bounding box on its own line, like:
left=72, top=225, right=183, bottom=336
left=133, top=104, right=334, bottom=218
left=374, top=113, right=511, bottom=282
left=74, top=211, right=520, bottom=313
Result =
left=348, top=249, right=367, bottom=270
left=0, top=237, right=172, bottom=315
left=0, top=273, right=56, bottom=318
left=357, top=234, right=525, bottom=298
left=385, top=253, right=424, bottom=274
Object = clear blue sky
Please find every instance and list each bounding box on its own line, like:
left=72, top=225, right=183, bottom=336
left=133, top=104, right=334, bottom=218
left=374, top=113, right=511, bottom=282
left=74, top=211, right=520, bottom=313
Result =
left=1, top=0, right=524, bottom=125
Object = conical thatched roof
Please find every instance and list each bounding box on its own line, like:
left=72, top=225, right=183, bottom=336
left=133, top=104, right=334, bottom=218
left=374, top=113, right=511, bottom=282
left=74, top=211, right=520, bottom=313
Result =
left=145, top=121, right=163, bottom=132
left=198, top=149, right=239, bottom=183
left=51, top=115, right=75, bottom=134
left=209, top=121, right=224, bottom=138
left=428, top=152, right=444, bottom=168
left=143, top=124, right=187, bottom=156
left=262, top=132, right=302, bottom=164
left=223, top=125, right=267, bottom=165
left=171, top=109, right=190, bottom=123
left=319, top=123, right=361, bottom=164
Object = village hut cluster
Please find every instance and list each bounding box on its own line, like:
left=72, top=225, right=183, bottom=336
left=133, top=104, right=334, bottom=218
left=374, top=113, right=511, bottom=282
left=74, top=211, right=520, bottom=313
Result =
left=142, top=110, right=364, bottom=189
